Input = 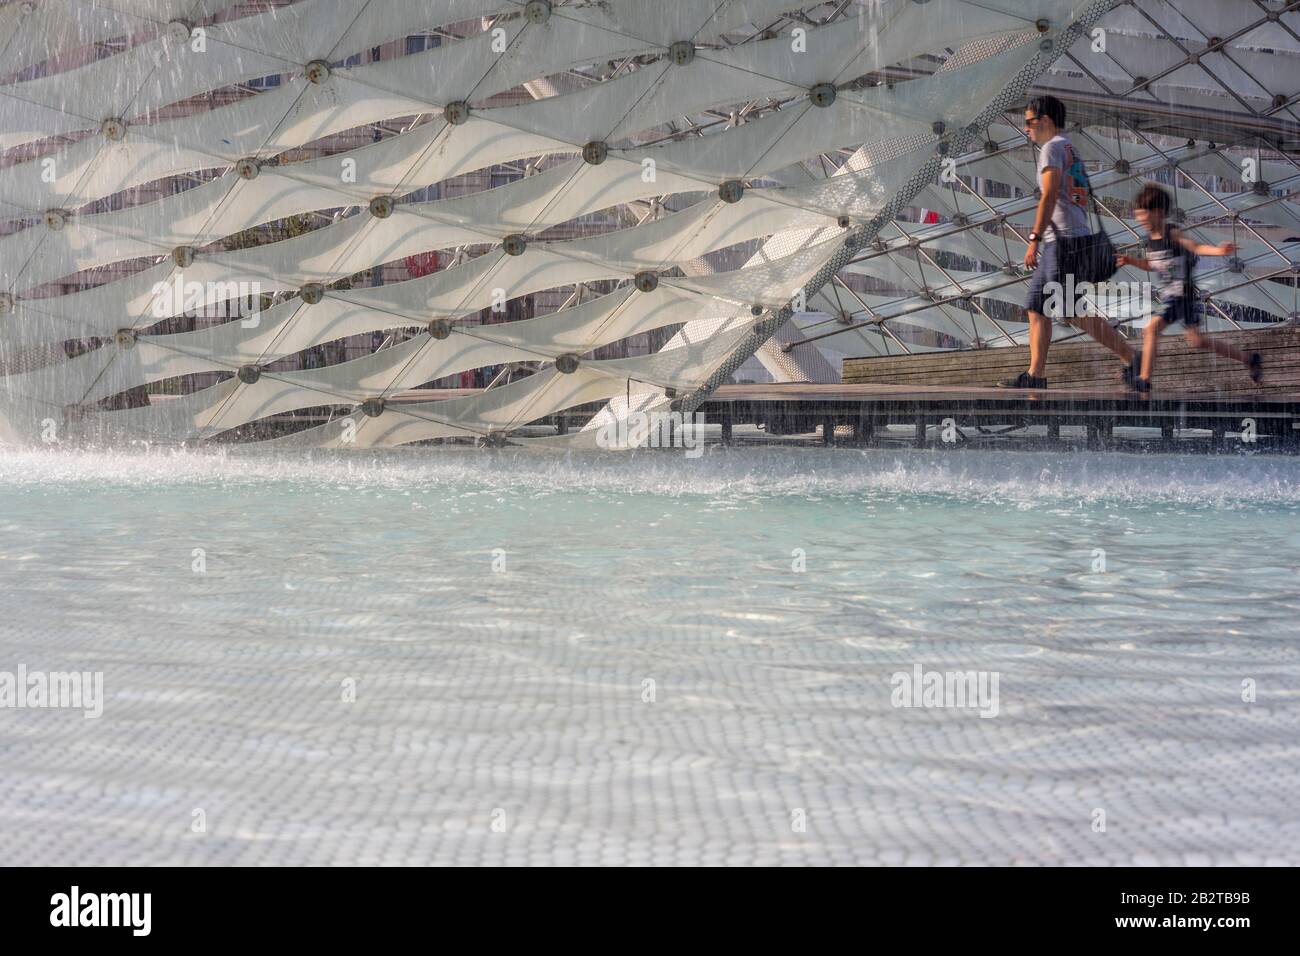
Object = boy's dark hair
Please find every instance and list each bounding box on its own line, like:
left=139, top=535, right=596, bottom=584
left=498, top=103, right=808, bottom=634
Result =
left=1026, top=94, right=1066, bottom=129
left=1134, top=183, right=1172, bottom=213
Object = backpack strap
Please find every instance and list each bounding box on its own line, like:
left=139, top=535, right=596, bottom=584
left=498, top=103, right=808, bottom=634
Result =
left=1059, top=140, right=1106, bottom=237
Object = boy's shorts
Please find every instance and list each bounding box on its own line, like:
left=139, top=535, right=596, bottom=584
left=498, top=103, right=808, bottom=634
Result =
left=1024, top=241, right=1060, bottom=314
left=1154, top=297, right=1202, bottom=327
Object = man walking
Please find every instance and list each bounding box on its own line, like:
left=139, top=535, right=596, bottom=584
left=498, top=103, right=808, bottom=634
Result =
left=998, top=95, right=1137, bottom=388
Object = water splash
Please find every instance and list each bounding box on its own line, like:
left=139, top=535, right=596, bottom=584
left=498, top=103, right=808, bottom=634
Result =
left=1, top=444, right=1298, bottom=508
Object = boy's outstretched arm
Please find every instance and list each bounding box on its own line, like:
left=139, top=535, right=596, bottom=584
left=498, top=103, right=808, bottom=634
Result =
left=1174, top=228, right=1235, bottom=257
left=1116, top=250, right=1150, bottom=270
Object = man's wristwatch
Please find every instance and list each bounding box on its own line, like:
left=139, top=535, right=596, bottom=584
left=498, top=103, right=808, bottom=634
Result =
left=1027, top=231, right=1042, bottom=242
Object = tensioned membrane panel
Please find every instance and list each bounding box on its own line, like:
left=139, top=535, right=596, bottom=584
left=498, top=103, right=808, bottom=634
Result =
left=0, top=0, right=1106, bottom=447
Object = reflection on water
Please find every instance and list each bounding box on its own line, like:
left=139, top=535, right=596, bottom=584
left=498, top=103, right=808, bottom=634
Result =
left=1, top=447, right=1298, bottom=864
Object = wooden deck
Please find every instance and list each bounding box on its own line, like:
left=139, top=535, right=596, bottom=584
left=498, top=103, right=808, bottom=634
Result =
left=842, top=327, right=1299, bottom=394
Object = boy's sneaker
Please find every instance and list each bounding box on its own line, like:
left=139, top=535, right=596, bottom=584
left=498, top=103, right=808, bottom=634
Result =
left=1132, top=377, right=1151, bottom=394
left=1121, top=352, right=1142, bottom=387
left=996, top=372, right=1047, bottom=389
left=1248, top=352, right=1263, bottom=384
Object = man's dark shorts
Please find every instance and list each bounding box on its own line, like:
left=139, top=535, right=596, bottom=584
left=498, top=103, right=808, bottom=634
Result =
left=1024, top=240, right=1060, bottom=314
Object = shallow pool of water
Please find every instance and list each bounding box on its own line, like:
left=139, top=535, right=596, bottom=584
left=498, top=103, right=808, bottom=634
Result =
left=1, top=446, right=1298, bottom=864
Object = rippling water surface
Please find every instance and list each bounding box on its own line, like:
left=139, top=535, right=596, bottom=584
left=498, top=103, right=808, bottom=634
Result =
left=2, top=446, right=1298, bottom=865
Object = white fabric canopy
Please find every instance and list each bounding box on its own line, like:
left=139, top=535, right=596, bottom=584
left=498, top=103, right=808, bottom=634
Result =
left=0, top=0, right=1116, bottom=446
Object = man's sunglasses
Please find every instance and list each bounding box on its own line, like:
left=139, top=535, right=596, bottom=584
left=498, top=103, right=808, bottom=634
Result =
left=1023, top=115, right=1042, bottom=128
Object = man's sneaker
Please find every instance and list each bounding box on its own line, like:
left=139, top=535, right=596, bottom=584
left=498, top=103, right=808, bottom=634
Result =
left=1121, top=352, right=1142, bottom=387
left=996, top=372, right=1047, bottom=389
left=1248, top=352, right=1263, bottom=384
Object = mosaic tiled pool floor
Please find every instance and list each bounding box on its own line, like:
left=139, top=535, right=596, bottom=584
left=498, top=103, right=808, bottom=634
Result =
left=2, top=447, right=1298, bottom=865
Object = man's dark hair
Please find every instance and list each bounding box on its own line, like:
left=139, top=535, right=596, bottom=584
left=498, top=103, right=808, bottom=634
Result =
left=1026, top=94, right=1066, bottom=129
left=1134, top=183, right=1172, bottom=213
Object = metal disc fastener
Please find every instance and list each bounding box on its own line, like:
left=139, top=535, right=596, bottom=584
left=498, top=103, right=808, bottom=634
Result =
left=299, top=283, right=325, bottom=305
left=444, top=101, right=470, bottom=125
left=361, top=398, right=386, bottom=418
left=718, top=180, right=744, bottom=204
left=368, top=195, right=394, bottom=218
left=305, top=60, right=330, bottom=84
left=237, top=365, right=261, bottom=384
left=236, top=158, right=259, bottom=180
left=428, top=318, right=452, bottom=340
left=524, top=0, right=551, bottom=23
left=555, top=354, right=580, bottom=374
left=809, top=83, right=837, bottom=108
left=669, top=41, right=695, bottom=66
left=634, top=272, right=659, bottom=293
left=502, top=234, right=527, bottom=256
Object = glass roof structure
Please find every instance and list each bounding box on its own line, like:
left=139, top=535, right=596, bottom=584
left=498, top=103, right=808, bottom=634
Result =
left=790, top=0, right=1300, bottom=374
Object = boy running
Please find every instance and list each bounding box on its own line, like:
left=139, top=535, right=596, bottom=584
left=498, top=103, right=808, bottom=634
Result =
left=1117, top=184, right=1262, bottom=392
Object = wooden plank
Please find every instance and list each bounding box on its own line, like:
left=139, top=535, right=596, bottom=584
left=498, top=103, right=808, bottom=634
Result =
left=710, top=382, right=1300, bottom=405
left=841, top=334, right=1300, bottom=378
left=844, top=328, right=1300, bottom=369
left=848, top=356, right=1300, bottom=384
left=842, top=327, right=1299, bottom=393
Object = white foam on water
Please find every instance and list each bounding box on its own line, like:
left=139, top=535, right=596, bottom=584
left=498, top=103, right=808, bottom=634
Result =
left=1, top=445, right=1299, bottom=508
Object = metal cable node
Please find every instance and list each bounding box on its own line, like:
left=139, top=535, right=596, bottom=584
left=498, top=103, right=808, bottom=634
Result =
left=305, top=60, right=331, bottom=84
left=669, top=41, right=695, bottom=66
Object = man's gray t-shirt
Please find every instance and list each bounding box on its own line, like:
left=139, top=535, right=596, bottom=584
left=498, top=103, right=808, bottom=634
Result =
left=1037, top=134, right=1090, bottom=240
